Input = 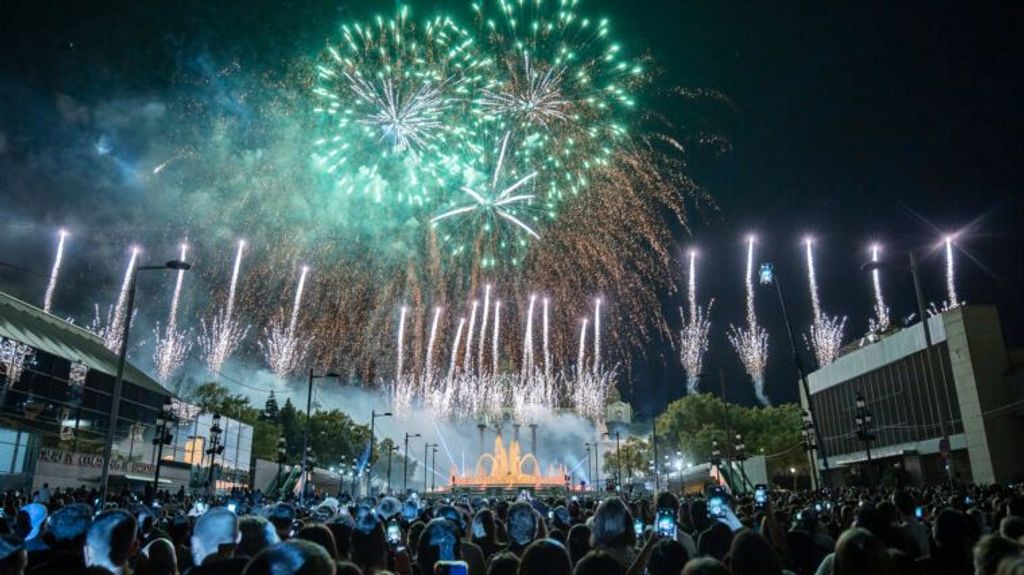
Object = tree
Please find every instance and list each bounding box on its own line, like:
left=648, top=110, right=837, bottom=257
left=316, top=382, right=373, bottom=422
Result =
left=602, top=435, right=652, bottom=481
left=656, top=393, right=805, bottom=476
left=262, top=391, right=280, bottom=422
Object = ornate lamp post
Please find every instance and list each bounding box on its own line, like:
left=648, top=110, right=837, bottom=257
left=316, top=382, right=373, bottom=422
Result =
left=854, top=393, right=875, bottom=485
left=205, top=413, right=224, bottom=495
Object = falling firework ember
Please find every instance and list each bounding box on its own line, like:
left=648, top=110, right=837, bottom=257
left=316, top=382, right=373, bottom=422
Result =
left=259, top=265, right=312, bottom=378
left=43, top=229, right=68, bottom=314
left=199, top=240, right=251, bottom=375
left=802, top=238, right=846, bottom=367
left=727, top=237, right=770, bottom=405
left=868, top=244, right=891, bottom=334
left=153, top=243, right=192, bottom=382
left=92, top=247, right=140, bottom=352
left=679, top=250, right=712, bottom=395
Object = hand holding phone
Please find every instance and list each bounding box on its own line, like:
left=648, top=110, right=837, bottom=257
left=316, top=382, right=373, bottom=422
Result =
left=655, top=508, right=676, bottom=538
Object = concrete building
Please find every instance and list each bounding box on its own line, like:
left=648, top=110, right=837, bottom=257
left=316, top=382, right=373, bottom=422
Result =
left=801, top=305, right=1024, bottom=486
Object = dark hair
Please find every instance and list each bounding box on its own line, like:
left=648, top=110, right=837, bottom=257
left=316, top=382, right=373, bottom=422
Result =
left=517, top=539, right=570, bottom=575
left=892, top=490, right=915, bottom=516
left=349, top=513, right=386, bottom=572
left=567, top=524, right=592, bottom=566
left=696, top=521, right=733, bottom=561
left=417, top=518, right=462, bottom=574
left=238, top=516, right=279, bottom=559
left=326, top=520, right=354, bottom=560
left=86, top=509, right=138, bottom=569
left=488, top=551, right=520, bottom=575
left=833, top=527, right=889, bottom=575
left=654, top=492, right=679, bottom=513
left=507, top=502, right=538, bottom=548
left=1001, top=516, right=1024, bottom=542
left=647, top=538, right=689, bottom=575
left=728, top=530, right=781, bottom=575
left=335, top=561, right=362, bottom=575
left=241, top=540, right=336, bottom=575
left=572, top=550, right=625, bottom=575
left=934, top=509, right=978, bottom=554
left=297, top=523, right=338, bottom=560
left=682, top=557, right=731, bottom=575
left=590, top=498, right=635, bottom=551
left=975, top=535, right=1022, bottom=575
left=44, top=503, right=92, bottom=546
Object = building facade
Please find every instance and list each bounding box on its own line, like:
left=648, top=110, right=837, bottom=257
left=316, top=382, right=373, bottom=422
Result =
left=802, top=305, right=1024, bottom=486
left=0, top=290, right=252, bottom=494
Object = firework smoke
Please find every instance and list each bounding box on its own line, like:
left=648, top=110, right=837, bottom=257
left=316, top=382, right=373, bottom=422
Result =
left=259, top=265, right=312, bottom=378
left=679, top=250, right=712, bottom=395
left=727, top=237, right=771, bottom=405
left=153, top=243, right=192, bottom=382
left=802, top=238, right=846, bottom=367
left=43, top=229, right=68, bottom=314
left=199, top=240, right=251, bottom=375
left=868, top=244, right=891, bottom=334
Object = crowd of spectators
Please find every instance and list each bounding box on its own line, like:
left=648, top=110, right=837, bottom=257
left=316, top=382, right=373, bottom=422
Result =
left=0, top=480, right=1021, bottom=575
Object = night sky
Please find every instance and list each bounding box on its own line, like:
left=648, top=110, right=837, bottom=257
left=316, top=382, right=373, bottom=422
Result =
left=3, top=0, right=1022, bottom=412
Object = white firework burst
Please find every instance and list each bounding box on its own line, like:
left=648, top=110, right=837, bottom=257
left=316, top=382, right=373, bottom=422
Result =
left=199, top=311, right=250, bottom=376
left=680, top=250, right=712, bottom=395
left=153, top=244, right=192, bottom=382
left=431, top=132, right=540, bottom=241
left=480, top=54, right=570, bottom=127
left=868, top=244, right=891, bottom=335
left=729, top=237, right=770, bottom=405
left=259, top=266, right=312, bottom=379
left=803, top=238, right=846, bottom=367
left=345, top=71, right=453, bottom=150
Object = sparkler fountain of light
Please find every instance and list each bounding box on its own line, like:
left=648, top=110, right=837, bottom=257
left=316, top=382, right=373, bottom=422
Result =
left=543, top=298, right=551, bottom=380
left=577, top=318, right=589, bottom=376
left=43, top=229, right=68, bottom=314
left=93, top=247, right=141, bottom=352
left=593, top=298, right=602, bottom=376
left=945, top=236, right=961, bottom=309
left=727, top=237, right=771, bottom=405
left=199, top=240, right=251, bottom=375
left=491, top=301, right=501, bottom=375
left=868, top=244, right=891, bottom=334
left=802, top=238, right=846, bottom=368
left=521, top=294, right=537, bottom=379
left=679, top=249, right=713, bottom=396
left=477, top=285, right=491, bottom=375
left=464, top=300, right=479, bottom=373
left=391, top=305, right=414, bottom=416
left=153, top=243, right=193, bottom=382
left=259, top=265, right=312, bottom=378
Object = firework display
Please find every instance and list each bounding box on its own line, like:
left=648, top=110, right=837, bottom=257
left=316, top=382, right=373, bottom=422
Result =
left=43, top=229, right=68, bottom=314
left=92, top=247, right=140, bottom=353
left=803, top=238, right=846, bottom=368
left=680, top=250, right=712, bottom=395
left=153, top=244, right=193, bottom=382
left=198, top=241, right=251, bottom=375
left=259, top=266, right=312, bottom=378
left=727, top=237, right=770, bottom=405
left=868, top=244, right=891, bottom=334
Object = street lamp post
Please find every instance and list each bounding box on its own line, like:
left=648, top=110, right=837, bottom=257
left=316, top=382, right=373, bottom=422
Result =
left=99, top=257, right=191, bottom=504
left=758, top=262, right=832, bottom=487
left=151, top=401, right=175, bottom=497
left=734, top=433, right=748, bottom=491
left=602, top=431, right=621, bottom=489
left=300, top=370, right=339, bottom=506
left=385, top=444, right=397, bottom=494
left=369, top=410, right=393, bottom=495
left=404, top=432, right=421, bottom=494
left=861, top=249, right=955, bottom=484
left=584, top=445, right=592, bottom=491
left=431, top=445, right=438, bottom=492
left=422, top=442, right=435, bottom=494
left=800, top=411, right=820, bottom=490
left=854, top=393, right=876, bottom=485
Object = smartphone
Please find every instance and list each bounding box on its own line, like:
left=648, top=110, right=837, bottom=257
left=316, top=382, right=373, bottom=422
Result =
left=387, top=519, right=401, bottom=545
left=964, top=496, right=974, bottom=505
left=633, top=519, right=643, bottom=537
left=814, top=502, right=822, bottom=512
left=914, top=506, right=924, bottom=519
left=548, top=510, right=554, bottom=520
left=227, top=502, right=237, bottom=513
left=435, top=560, right=469, bottom=575
left=655, top=508, right=676, bottom=538
left=754, top=484, right=767, bottom=509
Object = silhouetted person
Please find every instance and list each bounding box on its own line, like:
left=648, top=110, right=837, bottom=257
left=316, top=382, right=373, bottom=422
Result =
left=241, top=541, right=336, bottom=575
left=84, top=509, right=139, bottom=575
left=187, top=508, right=246, bottom=575
left=29, top=502, right=91, bottom=575
left=237, top=517, right=279, bottom=560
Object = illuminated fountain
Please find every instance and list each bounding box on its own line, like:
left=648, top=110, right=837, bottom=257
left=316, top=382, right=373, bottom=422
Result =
left=450, top=436, right=568, bottom=491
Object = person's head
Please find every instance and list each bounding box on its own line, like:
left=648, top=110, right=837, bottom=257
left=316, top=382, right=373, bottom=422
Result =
left=1001, top=517, right=1024, bottom=542
left=728, top=530, right=781, bottom=575
left=646, top=539, right=689, bottom=575
left=974, top=535, right=1022, bottom=575
left=44, top=503, right=92, bottom=548
left=472, top=508, right=497, bottom=541
left=892, top=490, right=915, bottom=518
left=241, top=540, right=336, bottom=575
left=517, top=539, right=570, bottom=575
left=572, top=549, right=625, bottom=575
left=137, top=538, right=177, bottom=575
left=268, top=503, right=297, bottom=540
left=296, top=524, right=337, bottom=560
left=191, top=507, right=240, bottom=566
left=0, top=536, right=26, bottom=575
left=416, top=518, right=462, bottom=574
left=567, top=524, right=592, bottom=566
left=1007, top=497, right=1024, bottom=519
left=689, top=500, right=709, bottom=528
left=697, top=522, right=733, bottom=561
left=997, top=555, right=1024, bottom=575
left=654, top=492, right=679, bottom=515
left=349, top=512, right=387, bottom=571
left=935, top=509, right=979, bottom=557
left=681, top=557, right=731, bottom=575
left=84, top=509, right=139, bottom=573
left=335, top=561, right=361, bottom=575
left=488, top=551, right=520, bottom=575
left=238, top=516, right=280, bottom=559
left=590, top=498, right=635, bottom=551
left=507, top=502, right=538, bottom=549
left=325, top=516, right=354, bottom=560
left=832, top=527, right=889, bottom=575
left=16, top=503, right=47, bottom=541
